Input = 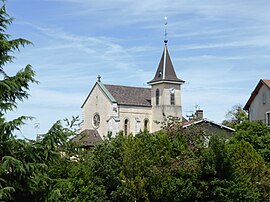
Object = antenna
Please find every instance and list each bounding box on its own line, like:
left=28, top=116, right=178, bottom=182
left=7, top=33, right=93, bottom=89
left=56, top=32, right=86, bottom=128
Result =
left=164, top=16, right=168, bottom=44
left=34, top=123, right=40, bottom=141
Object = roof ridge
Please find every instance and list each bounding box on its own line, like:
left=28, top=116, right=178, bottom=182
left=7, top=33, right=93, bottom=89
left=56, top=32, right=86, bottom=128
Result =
left=104, top=83, right=150, bottom=89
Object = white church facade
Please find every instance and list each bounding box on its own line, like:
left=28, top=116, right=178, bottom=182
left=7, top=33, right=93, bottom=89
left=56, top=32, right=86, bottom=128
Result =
left=80, top=42, right=185, bottom=139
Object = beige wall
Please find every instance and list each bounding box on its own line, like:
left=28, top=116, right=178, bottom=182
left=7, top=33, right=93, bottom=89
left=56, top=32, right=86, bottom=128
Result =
left=81, top=83, right=152, bottom=138
left=249, top=84, right=270, bottom=123
left=82, top=81, right=184, bottom=138
left=151, top=83, right=182, bottom=132
left=119, top=105, right=152, bottom=135
left=81, top=83, right=115, bottom=139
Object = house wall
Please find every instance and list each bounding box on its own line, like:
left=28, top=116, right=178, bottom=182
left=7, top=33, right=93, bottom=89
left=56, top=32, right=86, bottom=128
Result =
left=197, top=122, right=233, bottom=138
left=249, top=84, right=270, bottom=122
left=119, top=105, right=152, bottom=135
left=151, top=83, right=182, bottom=132
left=81, top=83, right=115, bottom=139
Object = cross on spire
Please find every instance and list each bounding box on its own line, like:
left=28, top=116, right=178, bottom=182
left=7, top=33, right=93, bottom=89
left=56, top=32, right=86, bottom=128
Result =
left=164, top=16, right=168, bottom=44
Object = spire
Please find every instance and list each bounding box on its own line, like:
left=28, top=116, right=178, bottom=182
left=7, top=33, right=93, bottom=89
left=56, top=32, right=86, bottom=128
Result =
left=148, top=17, right=184, bottom=85
left=147, top=45, right=184, bottom=85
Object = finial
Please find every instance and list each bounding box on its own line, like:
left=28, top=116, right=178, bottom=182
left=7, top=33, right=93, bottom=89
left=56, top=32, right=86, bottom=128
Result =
left=97, top=75, right=101, bottom=82
left=164, top=16, right=168, bottom=44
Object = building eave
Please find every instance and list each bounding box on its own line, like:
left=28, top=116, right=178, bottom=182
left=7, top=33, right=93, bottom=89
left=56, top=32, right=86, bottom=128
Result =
left=147, top=79, right=185, bottom=85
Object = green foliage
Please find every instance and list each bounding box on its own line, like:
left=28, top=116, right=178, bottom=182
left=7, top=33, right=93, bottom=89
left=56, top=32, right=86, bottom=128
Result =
left=41, top=117, right=270, bottom=201
left=233, top=120, right=270, bottom=163
left=0, top=1, right=79, bottom=201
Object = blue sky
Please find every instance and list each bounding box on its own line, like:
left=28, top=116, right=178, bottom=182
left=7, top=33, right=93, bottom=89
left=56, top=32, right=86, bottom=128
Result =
left=5, top=0, right=270, bottom=139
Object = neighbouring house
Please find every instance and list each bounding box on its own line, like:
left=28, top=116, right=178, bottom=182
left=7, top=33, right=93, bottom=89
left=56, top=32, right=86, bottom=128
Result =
left=182, top=118, right=235, bottom=138
left=244, top=79, right=270, bottom=125
left=80, top=40, right=185, bottom=140
left=72, top=129, right=102, bottom=149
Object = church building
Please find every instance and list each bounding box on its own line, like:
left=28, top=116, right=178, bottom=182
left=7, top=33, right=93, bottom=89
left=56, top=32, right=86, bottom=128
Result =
left=80, top=41, right=185, bottom=139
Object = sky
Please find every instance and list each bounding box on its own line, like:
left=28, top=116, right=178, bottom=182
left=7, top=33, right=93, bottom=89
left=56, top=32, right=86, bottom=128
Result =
left=4, top=0, right=270, bottom=139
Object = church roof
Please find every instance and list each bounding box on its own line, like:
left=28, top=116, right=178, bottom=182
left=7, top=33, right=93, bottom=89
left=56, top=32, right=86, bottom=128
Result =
left=148, top=45, right=184, bottom=85
left=104, top=84, right=151, bottom=107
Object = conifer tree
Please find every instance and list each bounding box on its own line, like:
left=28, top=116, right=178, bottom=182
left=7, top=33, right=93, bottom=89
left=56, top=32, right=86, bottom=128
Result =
left=0, top=1, right=38, bottom=200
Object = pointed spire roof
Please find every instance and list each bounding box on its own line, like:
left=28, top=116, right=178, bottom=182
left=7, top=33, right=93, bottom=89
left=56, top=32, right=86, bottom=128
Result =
left=147, top=44, right=184, bottom=85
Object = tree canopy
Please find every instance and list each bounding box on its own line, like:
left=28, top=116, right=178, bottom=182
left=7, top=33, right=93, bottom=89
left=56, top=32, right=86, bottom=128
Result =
left=222, top=104, right=248, bottom=129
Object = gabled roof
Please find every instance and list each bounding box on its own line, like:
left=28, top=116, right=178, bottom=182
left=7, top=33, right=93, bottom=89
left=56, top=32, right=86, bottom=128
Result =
left=182, top=119, right=235, bottom=132
left=244, top=79, right=270, bottom=110
left=148, top=45, right=185, bottom=85
left=81, top=80, right=151, bottom=108
left=72, top=129, right=102, bottom=147
left=81, top=81, right=116, bottom=108
left=104, top=84, right=151, bottom=107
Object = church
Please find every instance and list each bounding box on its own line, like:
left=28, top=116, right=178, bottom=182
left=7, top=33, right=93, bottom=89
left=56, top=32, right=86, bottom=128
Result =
left=80, top=40, right=185, bottom=139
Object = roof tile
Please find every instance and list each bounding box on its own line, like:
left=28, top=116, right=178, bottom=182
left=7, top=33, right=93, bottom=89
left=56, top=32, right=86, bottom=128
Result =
left=104, top=84, right=151, bottom=107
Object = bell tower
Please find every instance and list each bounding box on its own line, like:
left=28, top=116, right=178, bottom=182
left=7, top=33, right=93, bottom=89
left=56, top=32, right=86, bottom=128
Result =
left=148, top=20, right=185, bottom=131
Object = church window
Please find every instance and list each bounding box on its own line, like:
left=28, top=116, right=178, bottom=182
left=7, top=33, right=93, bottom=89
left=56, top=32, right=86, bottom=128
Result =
left=156, top=89, right=160, bottom=105
left=124, top=119, right=129, bottom=136
left=144, top=119, right=149, bottom=131
left=170, top=92, right=175, bottom=105
left=93, top=113, right=100, bottom=128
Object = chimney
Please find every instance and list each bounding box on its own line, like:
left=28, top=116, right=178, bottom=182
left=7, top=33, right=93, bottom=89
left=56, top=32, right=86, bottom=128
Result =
left=195, top=109, right=203, bottom=120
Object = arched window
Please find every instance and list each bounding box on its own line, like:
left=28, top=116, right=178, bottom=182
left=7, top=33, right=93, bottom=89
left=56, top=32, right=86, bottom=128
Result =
left=144, top=119, right=149, bottom=131
left=124, top=119, right=129, bottom=136
left=156, top=89, right=160, bottom=105
left=170, top=92, right=175, bottom=105
left=93, top=113, right=100, bottom=128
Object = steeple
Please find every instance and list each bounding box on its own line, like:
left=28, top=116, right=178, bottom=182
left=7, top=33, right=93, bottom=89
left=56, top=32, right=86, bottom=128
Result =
left=147, top=44, right=184, bottom=85
left=148, top=18, right=185, bottom=132
left=148, top=17, right=184, bottom=85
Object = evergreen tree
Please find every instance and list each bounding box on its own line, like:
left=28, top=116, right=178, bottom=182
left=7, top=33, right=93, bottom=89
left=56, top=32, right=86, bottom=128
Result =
left=0, top=1, right=44, bottom=200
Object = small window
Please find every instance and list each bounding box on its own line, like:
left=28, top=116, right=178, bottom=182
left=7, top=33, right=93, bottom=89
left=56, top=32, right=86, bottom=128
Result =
left=156, top=89, right=160, bottom=105
left=144, top=119, right=149, bottom=131
left=170, top=92, right=175, bottom=105
left=266, top=112, right=270, bottom=126
left=124, top=119, right=129, bottom=136
left=263, top=93, right=266, bottom=104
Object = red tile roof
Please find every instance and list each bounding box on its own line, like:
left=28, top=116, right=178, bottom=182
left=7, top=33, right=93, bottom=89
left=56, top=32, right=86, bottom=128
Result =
left=263, top=80, right=270, bottom=88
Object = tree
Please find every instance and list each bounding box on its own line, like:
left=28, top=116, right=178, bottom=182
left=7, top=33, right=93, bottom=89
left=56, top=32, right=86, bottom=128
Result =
left=0, top=1, right=39, bottom=200
left=233, top=120, right=270, bottom=164
left=222, top=104, right=248, bottom=129
left=0, top=1, right=79, bottom=201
